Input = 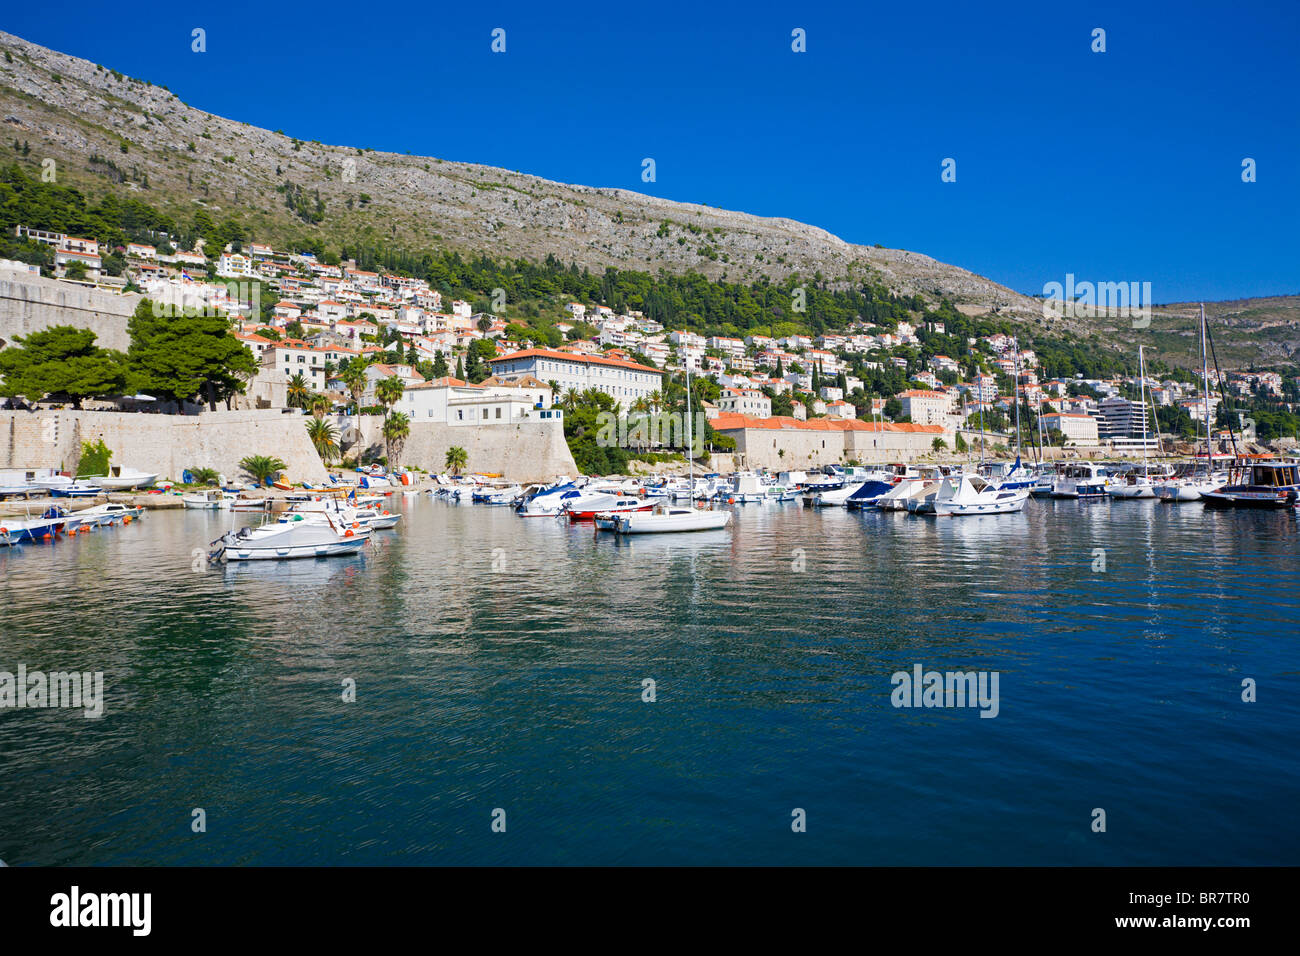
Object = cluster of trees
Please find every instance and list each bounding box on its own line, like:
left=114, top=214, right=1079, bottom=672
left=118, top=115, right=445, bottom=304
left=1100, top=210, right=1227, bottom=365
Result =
left=0, top=302, right=257, bottom=410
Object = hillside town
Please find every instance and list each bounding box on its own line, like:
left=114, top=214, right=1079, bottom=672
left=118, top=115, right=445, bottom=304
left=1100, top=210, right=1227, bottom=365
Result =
left=2, top=225, right=1292, bottom=470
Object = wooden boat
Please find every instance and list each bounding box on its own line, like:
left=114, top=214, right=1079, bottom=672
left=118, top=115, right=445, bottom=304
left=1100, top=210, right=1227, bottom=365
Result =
left=1201, top=459, right=1300, bottom=509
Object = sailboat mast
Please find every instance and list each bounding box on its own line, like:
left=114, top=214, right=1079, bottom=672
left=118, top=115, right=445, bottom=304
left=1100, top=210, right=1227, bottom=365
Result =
left=1199, top=304, right=1211, bottom=470
left=1011, top=337, right=1023, bottom=460
left=685, top=358, right=694, bottom=495
left=1138, top=345, right=1149, bottom=475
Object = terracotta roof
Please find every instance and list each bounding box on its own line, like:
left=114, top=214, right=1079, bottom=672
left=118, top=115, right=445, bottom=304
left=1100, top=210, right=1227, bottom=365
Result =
left=490, top=348, right=661, bottom=374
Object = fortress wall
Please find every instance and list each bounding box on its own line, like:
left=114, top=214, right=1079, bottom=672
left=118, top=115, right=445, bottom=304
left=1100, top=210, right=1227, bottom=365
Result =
left=0, top=272, right=139, bottom=351
left=0, top=409, right=328, bottom=483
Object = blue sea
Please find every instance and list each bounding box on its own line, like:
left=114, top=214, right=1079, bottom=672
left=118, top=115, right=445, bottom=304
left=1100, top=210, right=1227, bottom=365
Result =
left=1, top=496, right=1296, bottom=865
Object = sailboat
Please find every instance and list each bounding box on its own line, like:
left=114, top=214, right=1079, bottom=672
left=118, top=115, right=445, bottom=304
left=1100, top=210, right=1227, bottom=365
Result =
left=1154, top=306, right=1227, bottom=501
left=1108, top=344, right=1158, bottom=499
left=613, top=359, right=731, bottom=534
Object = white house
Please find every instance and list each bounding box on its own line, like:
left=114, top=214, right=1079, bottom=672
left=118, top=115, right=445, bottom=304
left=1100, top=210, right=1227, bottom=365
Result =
left=489, top=348, right=663, bottom=410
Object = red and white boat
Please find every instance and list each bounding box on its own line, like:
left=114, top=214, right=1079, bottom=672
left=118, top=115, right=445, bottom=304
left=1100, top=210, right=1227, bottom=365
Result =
left=565, top=493, right=654, bottom=521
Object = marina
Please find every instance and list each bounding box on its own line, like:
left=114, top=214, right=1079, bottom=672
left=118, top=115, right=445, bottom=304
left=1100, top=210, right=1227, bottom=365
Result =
left=0, top=488, right=1296, bottom=865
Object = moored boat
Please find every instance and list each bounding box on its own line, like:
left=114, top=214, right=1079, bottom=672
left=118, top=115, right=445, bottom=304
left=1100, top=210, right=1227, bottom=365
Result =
left=925, top=475, right=1029, bottom=516
left=208, top=512, right=369, bottom=562
left=612, top=501, right=732, bottom=534
left=1201, top=459, right=1300, bottom=509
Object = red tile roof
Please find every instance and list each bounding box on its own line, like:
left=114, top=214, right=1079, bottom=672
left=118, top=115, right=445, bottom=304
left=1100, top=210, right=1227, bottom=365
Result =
left=490, top=348, right=661, bottom=374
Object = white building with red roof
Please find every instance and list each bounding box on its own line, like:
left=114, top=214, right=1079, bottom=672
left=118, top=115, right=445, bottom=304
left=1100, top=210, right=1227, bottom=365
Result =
left=490, top=348, right=663, bottom=410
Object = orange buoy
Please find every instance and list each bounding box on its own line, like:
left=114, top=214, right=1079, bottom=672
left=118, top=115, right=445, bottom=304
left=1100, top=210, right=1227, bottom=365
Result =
left=344, top=529, right=354, bottom=537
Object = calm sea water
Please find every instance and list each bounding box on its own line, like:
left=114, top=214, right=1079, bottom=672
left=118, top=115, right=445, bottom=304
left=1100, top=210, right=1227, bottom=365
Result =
left=1, top=495, right=1297, bottom=865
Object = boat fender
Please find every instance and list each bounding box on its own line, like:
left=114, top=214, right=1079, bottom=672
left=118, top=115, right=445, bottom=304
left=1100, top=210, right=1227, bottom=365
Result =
left=344, top=530, right=354, bottom=538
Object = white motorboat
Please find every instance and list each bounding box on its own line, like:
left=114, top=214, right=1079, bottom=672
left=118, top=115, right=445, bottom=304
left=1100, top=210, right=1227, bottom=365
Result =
left=49, top=479, right=104, bottom=498
left=0, top=506, right=84, bottom=541
left=1050, top=463, right=1112, bottom=499
left=97, top=466, right=159, bottom=491
left=75, top=502, right=143, bottom=526
left=802, top=480, right=866, bottom=507
left=924, top=475, right=1029, bottom=516
left=209, top=512, right=368, bottom=562
left=516, top=482, right=584, bottom=517
left=718, top=473, right=767, bottom=503
left=475, top=484, right=524, bottom=505
left=288, top=498, right=401, bottom=529
left=182, top=490, right=235, bottom=510
left=876, top=478, right=933, bottom=511
left=1107, top=475, right=1158, bottom=499
left=570, top=496, right=653, bottom=521
left=612, top=500, right=732, bottom=534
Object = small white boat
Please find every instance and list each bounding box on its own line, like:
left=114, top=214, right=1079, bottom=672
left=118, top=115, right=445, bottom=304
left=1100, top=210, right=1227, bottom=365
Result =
left=182, top=490, right=235, bottom=510
left=49, top=479, right=104, bottom=498
left=0, top=506, right=83, bottom=541
left=98, top=466, right=159, bottom=491
left=571, top=496, right=653, bottom=521
left=1107, top=473, right=1160, bottom=499
left=613, top=501, right=732, bottom=534
left=76, top=502, right=143, bottom=525
left=517, top=482, right=584, bottom=517
left=288, top=498, right=401, bottom=530
left=209, top=512, right=368, bottom=562
left=802, top=480, right=866, bottom=507
left=925, top=475, right=1029, bottom=516
left=1050, top=463, right=1111, bottom=499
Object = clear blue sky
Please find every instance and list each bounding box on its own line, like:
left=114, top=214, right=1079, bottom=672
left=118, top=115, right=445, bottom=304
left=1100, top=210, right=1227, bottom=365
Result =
left=5, top=0, right=1297, bottom=302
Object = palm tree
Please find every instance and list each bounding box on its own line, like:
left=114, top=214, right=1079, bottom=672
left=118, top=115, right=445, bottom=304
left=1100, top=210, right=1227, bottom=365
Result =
left=383, top=411, right=410, bottom=468
left=561, top=387, right=580, bottom=412
left=376, top=375, right=405, bottom=419
left=286, top=373, right=311, bottom=410
left=189, top=467, right=220, bottom=486
left=306, top=418, right=340, bottom=463
left=240, top=454, right=288, bottom=487
left=309, top=393, right=332, bottom=420
left=546, top=379, right=561, bottom=405
left=444, top=445, right=468, bottom=476
left=341, top=363, right=367, bottom=413
left=647, top=389, right=663, bottom=413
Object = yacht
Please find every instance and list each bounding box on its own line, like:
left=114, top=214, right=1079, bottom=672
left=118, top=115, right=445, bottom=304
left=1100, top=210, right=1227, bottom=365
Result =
left=1201, top=459, right=1300, bottom=509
